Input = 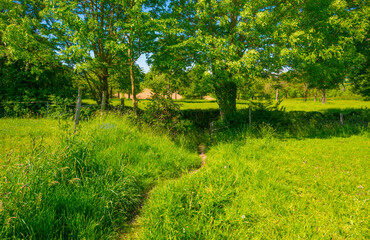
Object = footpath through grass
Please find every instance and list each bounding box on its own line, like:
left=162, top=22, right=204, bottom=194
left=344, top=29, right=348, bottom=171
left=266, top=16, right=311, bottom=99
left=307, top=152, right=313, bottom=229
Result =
left=139, top=132, right=369, bottom=239
left=0, top=116, right=200, bottom=239
left=1, top=98, right=369, bottom=239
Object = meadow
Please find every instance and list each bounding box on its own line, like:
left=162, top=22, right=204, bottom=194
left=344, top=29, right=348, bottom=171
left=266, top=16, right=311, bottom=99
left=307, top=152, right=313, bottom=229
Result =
left=139, top=133, right=369, bottom=239
left=0, top=116, right=200, bottom=239
left=1, top=99, right=369, bottom=239
left=83, top=97, right=370, bottom=112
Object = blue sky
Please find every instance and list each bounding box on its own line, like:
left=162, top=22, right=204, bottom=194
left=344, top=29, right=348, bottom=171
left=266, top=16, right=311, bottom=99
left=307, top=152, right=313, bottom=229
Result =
left=137, top=55, right=150, bottom=73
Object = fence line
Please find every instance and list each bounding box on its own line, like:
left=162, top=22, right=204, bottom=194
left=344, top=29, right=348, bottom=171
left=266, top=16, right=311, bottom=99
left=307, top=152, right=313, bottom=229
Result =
left=209, top=109, right=367, bottom=135
left=0, top=101, right=50, bottom=104
left=0, top=100, right=114, bottom=119
left=74, top=88, right=82, bottom=134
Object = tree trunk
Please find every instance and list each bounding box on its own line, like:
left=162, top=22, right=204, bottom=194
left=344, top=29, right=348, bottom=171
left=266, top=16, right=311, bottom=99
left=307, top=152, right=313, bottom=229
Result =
left=322, top=89, right=326, bottom=104
left=304, top=83, right=308, bottom=102
left=101, top=91, right=106, bottom=116
left=129, top=58, right=137, bottom=113
left=314, top=89, right=317, bottom=102
left=214, top=81, right=237, bottom=121
left=166, top=85, right=170, bottom=98
left=128, top=93, right=130, bottom=99
left=99, top=73, right=109, bottom=105
left=275, top=88, right=279, bottom=101
left=84, top=72, right=100, bottom=104
left=128, top=38, right=137, bottom=114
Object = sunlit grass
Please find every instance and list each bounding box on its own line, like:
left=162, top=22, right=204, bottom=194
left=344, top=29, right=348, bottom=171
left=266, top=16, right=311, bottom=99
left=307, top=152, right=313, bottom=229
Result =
left=177, top=98, right=370, bottom=111
left=140, top=133, right=370, bottom=239
left=0, top=116, right=200, bottom=239
left=83, top=97, right=369, bottom=113
left=0, top=118, right=65, bottom=159
left=279, top=98, right=370, bottom=112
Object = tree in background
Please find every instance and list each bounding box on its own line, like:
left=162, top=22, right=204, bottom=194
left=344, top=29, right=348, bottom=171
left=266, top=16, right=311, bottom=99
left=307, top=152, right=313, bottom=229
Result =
left=349, top=2, right=369, bottom=100
left=143, top=69, right=175, bottom=98
left=238, top=76, right=269, bottom=100
left=44, top=0, right=156, bottom=113
left=181, top=67, right=212, bottom=100
left=282, top=0, right=368, bottom=103
left=0, top=0, right=75, bottom=109
left=111, top=63, right=143, bottom=101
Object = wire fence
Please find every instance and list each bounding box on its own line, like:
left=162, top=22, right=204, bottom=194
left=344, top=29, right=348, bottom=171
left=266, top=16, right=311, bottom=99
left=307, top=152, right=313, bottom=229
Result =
left=0, top=101, right=112, bottom=118
left=1, top=99, right=369, bottom=136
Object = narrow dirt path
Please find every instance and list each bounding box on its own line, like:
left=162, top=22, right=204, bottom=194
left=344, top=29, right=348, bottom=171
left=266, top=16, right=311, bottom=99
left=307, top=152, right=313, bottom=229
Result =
left=191, top=143, right=207, bottom=174
left=121, top=143, right=207, bottom=239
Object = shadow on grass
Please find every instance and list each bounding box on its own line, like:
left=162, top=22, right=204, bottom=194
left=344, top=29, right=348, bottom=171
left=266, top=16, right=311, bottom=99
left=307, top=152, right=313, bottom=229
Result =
left=178, top=108, right=369, bottom=147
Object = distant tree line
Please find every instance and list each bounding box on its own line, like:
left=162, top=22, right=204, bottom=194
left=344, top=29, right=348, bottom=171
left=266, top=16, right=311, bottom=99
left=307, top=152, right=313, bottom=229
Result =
left=0, top=0, right=368, bottom=118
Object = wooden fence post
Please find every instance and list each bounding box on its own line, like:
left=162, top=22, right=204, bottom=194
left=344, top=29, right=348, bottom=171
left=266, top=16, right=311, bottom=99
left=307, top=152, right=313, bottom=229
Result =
left=340, top=113, right=343, bottom=125
left=46, top=101, right=49, bottom=118
left=73, top=88, right=82, bottom=134
left=210, top=121, right=214, bottom=136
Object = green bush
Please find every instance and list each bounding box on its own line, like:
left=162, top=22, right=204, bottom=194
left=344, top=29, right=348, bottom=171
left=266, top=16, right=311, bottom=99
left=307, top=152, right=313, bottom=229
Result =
left=143, top=95, right=181, bottom=130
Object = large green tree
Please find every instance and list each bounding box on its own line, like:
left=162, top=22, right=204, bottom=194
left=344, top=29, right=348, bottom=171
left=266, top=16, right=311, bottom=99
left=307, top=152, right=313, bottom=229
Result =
left=44, top=0, right=156, bottom=112
left=150, top=0, right=288, bottom=119
left=282, top=0, right=368, bottom=103
left=0, top=0, right=74, bottom=106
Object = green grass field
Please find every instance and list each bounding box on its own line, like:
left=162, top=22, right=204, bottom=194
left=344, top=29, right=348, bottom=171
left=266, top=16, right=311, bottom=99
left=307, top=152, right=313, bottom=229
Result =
left=1, top=99, right=369, bottom=239
left=84, top=98, right=370, bottom=112
left=0, top=116, right=200, bottom=239
left=139, top=134, right=369, bottom=239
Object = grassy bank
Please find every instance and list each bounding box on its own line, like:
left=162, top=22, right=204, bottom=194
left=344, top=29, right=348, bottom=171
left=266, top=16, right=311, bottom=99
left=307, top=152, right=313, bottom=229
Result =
left=0, top=117, right=200, bottom=239
left=140, top=133, right=369, bottom=239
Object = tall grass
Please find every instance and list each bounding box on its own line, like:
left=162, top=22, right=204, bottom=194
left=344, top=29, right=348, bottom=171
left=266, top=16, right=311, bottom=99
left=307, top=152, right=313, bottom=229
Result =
left=140, top=131, right=369, bottom=239
left=0, top=116, right=200, bottom=239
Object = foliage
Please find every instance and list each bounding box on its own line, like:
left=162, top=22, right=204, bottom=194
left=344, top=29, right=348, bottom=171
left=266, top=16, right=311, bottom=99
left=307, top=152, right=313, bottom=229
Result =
left=143, top=94, right=181, bottom=131
left=351, top=67, right=370, bottom=100
left=0, top=1, right=76, bottom=115
left=113, top=64, right=143, bottom=97
left=143, top=70, right=174, bottom=98
left=0, top=0, right=55, bottom=72
left=150, top=0, right=287, bottom=118
left=282, top=0, right=368, bottom=102
left=179, top=66, right=212, bottom=99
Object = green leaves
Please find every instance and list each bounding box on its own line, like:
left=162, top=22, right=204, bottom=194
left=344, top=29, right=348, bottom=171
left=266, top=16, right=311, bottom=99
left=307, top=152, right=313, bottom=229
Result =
left=281, top=0, right=368, bottom=91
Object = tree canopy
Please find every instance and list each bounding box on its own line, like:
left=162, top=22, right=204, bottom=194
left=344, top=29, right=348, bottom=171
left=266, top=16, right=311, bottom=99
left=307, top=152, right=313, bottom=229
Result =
left=0, top=0, right=368, bottom=116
